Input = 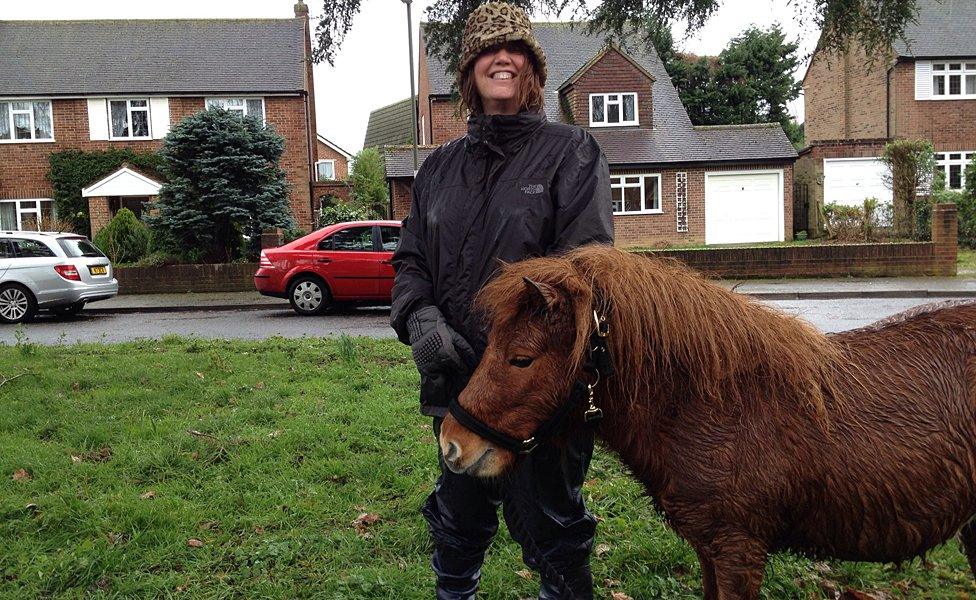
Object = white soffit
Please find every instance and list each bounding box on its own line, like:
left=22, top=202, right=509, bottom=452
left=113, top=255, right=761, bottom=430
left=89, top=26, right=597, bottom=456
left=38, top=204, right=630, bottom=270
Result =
left=82, top=167, right=162, bottom=198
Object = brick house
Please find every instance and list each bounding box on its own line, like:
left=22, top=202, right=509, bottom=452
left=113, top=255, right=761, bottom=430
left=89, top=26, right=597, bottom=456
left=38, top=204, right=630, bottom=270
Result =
left=795, top=0, right=976, bottom=232
left=380, top=23, right=797, bottom=247
left=0, top=1, right=321, bottom=235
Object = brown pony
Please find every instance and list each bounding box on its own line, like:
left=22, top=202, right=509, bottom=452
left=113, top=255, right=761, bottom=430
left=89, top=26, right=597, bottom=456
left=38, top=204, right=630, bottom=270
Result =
left=439, top=245, right=976, bottom=600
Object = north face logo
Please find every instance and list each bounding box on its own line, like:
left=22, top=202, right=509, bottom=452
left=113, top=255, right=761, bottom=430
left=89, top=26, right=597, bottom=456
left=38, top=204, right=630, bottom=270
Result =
left=521, top=184, right=544, bottom=195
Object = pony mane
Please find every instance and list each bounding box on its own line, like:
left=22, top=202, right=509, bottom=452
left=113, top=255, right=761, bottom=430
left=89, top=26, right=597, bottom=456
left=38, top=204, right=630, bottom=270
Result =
left=478, top=246, right=843, bottom=419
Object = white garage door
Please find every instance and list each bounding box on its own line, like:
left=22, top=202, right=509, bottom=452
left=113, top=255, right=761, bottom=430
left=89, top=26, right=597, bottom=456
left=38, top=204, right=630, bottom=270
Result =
left=705, top=171, right=783, bottom=245
left=823, top=158, right=891, bottom=207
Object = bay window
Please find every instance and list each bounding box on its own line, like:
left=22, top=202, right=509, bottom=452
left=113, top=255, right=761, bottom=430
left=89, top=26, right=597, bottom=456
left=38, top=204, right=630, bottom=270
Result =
left=0, top=100, right=53, bottom=142
left=610, top=174, right=661, bottom=214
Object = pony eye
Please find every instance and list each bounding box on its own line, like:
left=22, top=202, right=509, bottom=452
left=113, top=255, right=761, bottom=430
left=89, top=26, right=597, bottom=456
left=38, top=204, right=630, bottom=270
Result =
left=509, top=356, right=534, bottom=368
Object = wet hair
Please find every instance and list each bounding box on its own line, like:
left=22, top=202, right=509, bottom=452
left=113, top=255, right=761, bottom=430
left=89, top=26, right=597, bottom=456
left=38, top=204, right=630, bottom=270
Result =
left=458, top=42, right=545, bottom=116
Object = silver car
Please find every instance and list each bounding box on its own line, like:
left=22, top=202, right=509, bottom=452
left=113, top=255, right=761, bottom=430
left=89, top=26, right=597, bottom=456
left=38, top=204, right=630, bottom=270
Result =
left=0, top=231, right=119, bottom=324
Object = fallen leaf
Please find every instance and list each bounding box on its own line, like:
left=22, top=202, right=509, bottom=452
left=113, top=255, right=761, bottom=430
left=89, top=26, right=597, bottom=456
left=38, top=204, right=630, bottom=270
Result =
left=611, top=593, right=633, bottom=600
left=12, top=469, right=30, bottom=481
left=253, top=526, right=266, bottom=535
left=187, top=538, right=204, bottom=548
left=255, top=381, right=265, bottom=390
left=107, top=532, right=124, bottom=545
left=25, top=503, right=38, bottom=512
left=79, top=447, right=112, bottom=463
left=195, top=372, right=205, bottom=379
left=516, top=570, right=533, bottom=581
left=71, top=382, right=80, bottom=391
left=71, top=455, right=82, bottom=464
left=595, top=543, right=611, bottom=558
left=267, top=429, right=282, bottom=439
left=603, top=579, right=621, bottom=588
left=353, top=512, right=380, bottom=536
left=139, top=490, right=156, bottom=500
left=198, top=520, right=219, bottom=531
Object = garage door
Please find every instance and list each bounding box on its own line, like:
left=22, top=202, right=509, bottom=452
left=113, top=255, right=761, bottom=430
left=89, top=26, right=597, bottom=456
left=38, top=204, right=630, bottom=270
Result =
left=705, top=171, right=783, bottom=245
left=823, top=158, right=891, bottom=207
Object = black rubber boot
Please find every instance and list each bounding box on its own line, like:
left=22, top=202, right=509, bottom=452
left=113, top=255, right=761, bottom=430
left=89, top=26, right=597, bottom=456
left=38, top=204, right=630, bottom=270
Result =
left=538, top=561, right=594, bottom=600
left=432, top=545, right=483, bottom=600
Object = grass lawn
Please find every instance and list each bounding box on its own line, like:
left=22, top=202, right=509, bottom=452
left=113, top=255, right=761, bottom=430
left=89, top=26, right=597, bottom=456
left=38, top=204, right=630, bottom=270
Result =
left=1, top=337, right=974, bottom=599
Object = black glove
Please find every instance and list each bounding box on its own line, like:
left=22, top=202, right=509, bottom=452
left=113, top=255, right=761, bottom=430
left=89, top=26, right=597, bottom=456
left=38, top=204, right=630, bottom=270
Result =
left=406, top=306, right=476, bottom=376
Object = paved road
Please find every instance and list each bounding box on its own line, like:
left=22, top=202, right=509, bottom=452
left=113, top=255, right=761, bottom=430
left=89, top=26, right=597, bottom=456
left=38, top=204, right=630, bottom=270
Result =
left=2, top=297, right=970, bottom=346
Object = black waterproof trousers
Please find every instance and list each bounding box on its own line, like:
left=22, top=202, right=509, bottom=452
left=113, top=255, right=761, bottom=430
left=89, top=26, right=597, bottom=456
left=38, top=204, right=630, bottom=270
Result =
left=424, top=418, right=597, bottom=599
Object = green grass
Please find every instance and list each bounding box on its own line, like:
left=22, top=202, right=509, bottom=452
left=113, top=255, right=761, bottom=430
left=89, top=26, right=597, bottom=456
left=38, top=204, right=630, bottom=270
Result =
left=958, top=248, right=976, bottom=277
left=1, top=337, right=974, bottom=599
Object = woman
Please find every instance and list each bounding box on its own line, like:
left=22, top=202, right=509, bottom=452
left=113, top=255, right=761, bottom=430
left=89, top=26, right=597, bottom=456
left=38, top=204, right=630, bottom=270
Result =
left=390, top=3, right=613, bottom=598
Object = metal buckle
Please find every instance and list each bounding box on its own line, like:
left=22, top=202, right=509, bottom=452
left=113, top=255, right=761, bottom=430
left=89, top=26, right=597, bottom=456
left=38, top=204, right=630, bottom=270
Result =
left=592, top=310, right=608, bottom=337
left=519, top=437, right=538, bottom=455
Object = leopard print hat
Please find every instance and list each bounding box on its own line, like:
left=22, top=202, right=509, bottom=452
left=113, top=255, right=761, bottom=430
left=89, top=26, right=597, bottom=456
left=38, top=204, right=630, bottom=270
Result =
left=458, top=2, right=548, bottom=87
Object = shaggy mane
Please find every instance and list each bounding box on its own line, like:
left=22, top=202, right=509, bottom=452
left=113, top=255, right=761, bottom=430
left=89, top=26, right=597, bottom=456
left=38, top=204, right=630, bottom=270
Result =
left=477, top=246, right=844, bottom=418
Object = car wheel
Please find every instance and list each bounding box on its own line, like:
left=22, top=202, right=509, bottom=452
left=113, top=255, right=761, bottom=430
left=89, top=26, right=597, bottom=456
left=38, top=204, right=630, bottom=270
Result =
left=0, top=284, right=38, bottom=325
left=51, top=301, right=86, bottom=317
left=288, top=276, right=331, bottom=316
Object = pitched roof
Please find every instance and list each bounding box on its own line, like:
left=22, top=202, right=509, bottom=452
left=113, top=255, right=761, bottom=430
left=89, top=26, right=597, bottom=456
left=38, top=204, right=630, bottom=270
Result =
left=0, top=19, right=306, bottom=97
left=382, top=145, right=440, bottom=178
left=364, top=97, right=417, bottom=149
left=317, top=134, right=353, bottom=160
left=892, top=0, right=976, bottom=58
left=422, top=22, right=794, bottom=167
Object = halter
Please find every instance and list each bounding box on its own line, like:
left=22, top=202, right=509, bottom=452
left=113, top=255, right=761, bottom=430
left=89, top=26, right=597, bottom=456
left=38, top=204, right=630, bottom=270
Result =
left=447, top=310, right=613, bottom=455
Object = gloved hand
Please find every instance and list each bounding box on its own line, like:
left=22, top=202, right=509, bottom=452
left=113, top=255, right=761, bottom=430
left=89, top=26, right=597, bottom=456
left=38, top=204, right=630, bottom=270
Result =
left=407, top=306, right=476, bottom=376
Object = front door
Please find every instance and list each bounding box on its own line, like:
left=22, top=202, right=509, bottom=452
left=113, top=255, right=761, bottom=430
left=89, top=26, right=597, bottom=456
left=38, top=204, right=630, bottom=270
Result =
left=315, top=225, right=380, bottom=299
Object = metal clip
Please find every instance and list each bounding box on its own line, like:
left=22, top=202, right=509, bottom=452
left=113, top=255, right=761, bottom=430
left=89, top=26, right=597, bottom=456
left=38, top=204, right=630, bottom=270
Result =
left=583, top=379, right=603, bottom=423
left=519, top=437, right=538, bottom=455
left=592, top=310, right=608, bottom=337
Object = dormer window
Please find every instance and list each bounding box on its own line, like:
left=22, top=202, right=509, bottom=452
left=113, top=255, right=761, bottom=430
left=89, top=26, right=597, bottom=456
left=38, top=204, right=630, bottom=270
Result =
left=589, top=93, right=638, bottom=127
left=932, top=62, right=976, bottom=98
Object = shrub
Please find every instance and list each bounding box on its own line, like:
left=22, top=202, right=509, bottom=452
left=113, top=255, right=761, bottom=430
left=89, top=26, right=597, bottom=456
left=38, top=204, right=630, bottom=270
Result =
left=823, top=199, right=887, bottom=242
left=957, top=194, right=976, bottom=249
left=318, top=198, right=377, bottom=227
left=880, top=139, right=935, bottom=238
left=92, top=208, right=151, bottom=264
left=351, top=148, right=389, bottom=217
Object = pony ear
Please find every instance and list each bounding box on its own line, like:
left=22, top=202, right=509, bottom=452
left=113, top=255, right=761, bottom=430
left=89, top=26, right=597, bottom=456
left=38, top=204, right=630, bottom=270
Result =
left=522, top=277, right=560, bottom=312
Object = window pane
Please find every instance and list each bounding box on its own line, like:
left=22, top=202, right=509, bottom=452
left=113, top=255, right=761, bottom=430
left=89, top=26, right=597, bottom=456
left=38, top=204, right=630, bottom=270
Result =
left=13, top=239, right=55, bottom=258
left=644, top=177, right=660, bottom=210
left=331, top=226, right=373, bottom=251
left=623, top=185, right=642, bottom=212
left=129, top=99, right=147, bottom=108
left=623, top=94, right=635, bottom=122
left=380, top=227, right=400, bottom=251
left=206, top=99, right=222, bottom=109
left=625, top=176, right=640, bottom=185
left=33, top=102, right=52, bottom=139
left=111, top=101, right=129, bottom=137
left=19, top=200, right=37, bottom=210
left=950, top=153, right=961, bottom=160
left=608, top=102, right=620, bottom=123
left=0, top=103, right=9, bottom=140
left=611, top=189, right=622, bottom=213
left=950, top=75, right=961, bottom=95
left=246, top=99, right=263, bottom=118
left=967, top=75, right=976, bottom=95
left=934, top=75, right=945, bottom=95
left=11, top=102, right=30, bottom=111
left=131, top=109, right=149, bottom=137
left=591, top=96, right=604, bottom=122
left=13, top=113, right=31, bottom=139
left=967, top=63, right=976, bottom=70
left=0, top=202, right=15, bottom=230
left=950, top=164, right=962, bottom=189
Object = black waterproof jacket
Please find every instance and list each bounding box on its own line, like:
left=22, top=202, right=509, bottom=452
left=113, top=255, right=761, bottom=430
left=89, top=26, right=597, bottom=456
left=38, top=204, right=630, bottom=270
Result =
left=390, top=109, right=613, bottom=415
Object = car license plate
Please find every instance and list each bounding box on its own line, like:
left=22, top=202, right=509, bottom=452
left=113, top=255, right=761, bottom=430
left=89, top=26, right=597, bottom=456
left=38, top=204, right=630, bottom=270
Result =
left=90, top=265, right=108, bottom=276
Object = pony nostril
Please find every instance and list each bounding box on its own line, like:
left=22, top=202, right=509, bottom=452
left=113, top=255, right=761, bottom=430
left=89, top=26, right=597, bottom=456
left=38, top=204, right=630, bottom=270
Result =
left=444, top=441, right=461, bottom=463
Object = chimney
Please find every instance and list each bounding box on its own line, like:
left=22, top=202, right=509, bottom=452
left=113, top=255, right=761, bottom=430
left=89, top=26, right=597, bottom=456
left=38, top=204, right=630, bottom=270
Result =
left=294, top=0, right=309, bottom=18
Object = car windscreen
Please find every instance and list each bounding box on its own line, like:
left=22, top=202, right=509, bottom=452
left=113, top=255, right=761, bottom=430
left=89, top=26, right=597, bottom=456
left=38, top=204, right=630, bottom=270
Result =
left=58, top=238, right=105, bottom=258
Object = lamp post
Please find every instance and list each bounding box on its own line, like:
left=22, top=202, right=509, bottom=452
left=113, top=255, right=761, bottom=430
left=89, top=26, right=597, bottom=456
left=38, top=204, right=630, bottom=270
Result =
left=402, top=0, right=419, bottom=176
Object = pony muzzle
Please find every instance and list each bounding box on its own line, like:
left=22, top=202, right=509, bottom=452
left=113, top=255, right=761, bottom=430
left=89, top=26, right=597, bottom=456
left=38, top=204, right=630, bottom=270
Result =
left=439, top=414, right=510, bottom=476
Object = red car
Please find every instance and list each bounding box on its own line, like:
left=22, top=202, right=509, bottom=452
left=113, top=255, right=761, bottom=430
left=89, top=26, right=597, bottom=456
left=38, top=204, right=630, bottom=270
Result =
left=254, top=220, right=401, bottom=315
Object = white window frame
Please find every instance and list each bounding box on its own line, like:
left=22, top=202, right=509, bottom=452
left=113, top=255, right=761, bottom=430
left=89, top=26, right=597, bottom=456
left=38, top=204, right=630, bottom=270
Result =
left=0, top=199, right=56, bottom=231
left=206, top=97, right=266, bottom=123
left=108, top=98, right=152, bottom=140
left=589, top=93, right=639, bottom=127
left=315, top=159, right=337, bottom=181
left=935, top=151, right=975, bottom=190
left=931, top=61, right=976, bottom=99
left=0, top=99, right=54, bottom=143
left=610, top=173, right=661, bottom=215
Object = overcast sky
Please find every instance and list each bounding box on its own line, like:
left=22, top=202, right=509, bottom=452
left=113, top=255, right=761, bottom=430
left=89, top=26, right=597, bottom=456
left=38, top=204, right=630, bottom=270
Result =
left=5, top=0, right=819, bottom=155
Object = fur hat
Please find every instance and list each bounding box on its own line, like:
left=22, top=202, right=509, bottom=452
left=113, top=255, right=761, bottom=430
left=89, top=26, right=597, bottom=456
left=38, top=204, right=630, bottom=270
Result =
left=458, top=2, right=548, bottom=87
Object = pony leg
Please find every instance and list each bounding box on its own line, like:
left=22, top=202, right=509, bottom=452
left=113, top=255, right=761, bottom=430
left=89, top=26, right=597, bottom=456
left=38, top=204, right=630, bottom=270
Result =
left=694, top=548, right=718, bottom=600
left=708, top=535, right=768, bottom=600
left=961, top=520, right=976, bottom=577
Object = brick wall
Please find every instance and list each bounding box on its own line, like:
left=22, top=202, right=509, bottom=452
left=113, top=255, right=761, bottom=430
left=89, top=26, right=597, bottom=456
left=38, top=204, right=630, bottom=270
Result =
left=418, top=34, right=431, bottom=146
left=115, top=262, right=258, bottom=294
left=803, top=46, right=889, bottom=144
left=391, top=179, right=413, bottom=221
left=312, top=180, right=354, bottom=219
left=315, top=140, right=350, bottom=180
left=0, top=96, right=315, bottom=231
left=889, top=60, right=976, bottom=149
left=563, top=47, right=653, bottom=129
left=430, top=98, right=467, bottom=145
